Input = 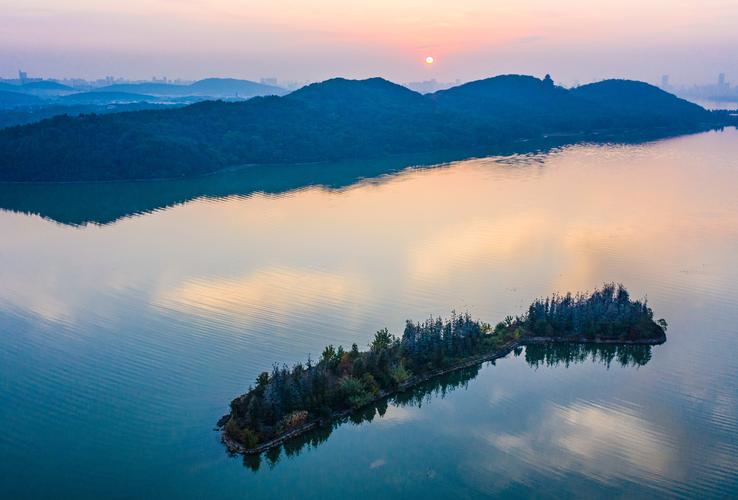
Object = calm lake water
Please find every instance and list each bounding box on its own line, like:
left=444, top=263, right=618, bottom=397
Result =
left=1, top=129, right=737, bottom=498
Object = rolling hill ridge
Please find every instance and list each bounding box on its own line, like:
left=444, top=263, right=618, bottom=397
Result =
left=0, top=75, right=731, bottom=182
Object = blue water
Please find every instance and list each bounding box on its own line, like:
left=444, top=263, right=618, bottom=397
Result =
left=1, top=129, right=737, bottom=498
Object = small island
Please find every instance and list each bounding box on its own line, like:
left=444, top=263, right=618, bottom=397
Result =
left=219, top=283, right=667, bottom=455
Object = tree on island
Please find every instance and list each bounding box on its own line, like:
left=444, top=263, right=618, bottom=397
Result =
left=222, top=283, right=667, bottom=453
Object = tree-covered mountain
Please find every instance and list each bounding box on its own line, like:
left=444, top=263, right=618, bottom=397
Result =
left=187, top=78, right=285, bottom=97
left=21, top=81, right=74, bottom=92
left=0, top=75, right=730, bottom=182
left=60, top=91, right=158, bottom=104
left=290, top=77, right=430, bottom=110
left=95, top=78, right=285, bottom=98
left=21, top=81, right=73, bottom=91
left=0, top=102, right=181, bottom=130
left=571, top=79, right=709, bottom=128
left=14, top=81, right=77, bottom=97
left=0, top=91, right=44, bottom=109
left=282, top=77, right=486, bottom=157
left=432, top=74, right=596, bottom=131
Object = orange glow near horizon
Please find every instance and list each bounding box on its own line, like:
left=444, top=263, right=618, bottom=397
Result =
left=1, top=1, right=736, bottom=83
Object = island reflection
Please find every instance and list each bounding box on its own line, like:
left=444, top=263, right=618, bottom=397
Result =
left=239, top=342, right=654, bottom=471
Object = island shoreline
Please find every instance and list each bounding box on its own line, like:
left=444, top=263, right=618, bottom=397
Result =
left=219, top=332, right=666, bottom=456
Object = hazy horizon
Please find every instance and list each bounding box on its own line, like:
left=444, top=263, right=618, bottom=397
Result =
left=2, top=0, right=737, bottom=87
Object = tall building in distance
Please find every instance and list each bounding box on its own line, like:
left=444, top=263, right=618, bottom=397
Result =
left=405, top=78, right=462, bottom=94
left=666, top=72, right=736, bottom=104
left=18, top=70, right=28, bottom=83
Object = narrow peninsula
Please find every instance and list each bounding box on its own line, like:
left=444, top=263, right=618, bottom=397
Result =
left=219, top=284, right=667, bottom=455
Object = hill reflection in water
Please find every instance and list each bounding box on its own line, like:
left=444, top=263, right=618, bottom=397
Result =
left=0, top=131, right=686, bottom=227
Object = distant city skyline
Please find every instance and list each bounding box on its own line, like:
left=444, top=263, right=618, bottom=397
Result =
left=2, top=65, right=735, bottom=92
left=3, top=68, right=735, bottom=92
left=2, top=1, right=737, bottom=85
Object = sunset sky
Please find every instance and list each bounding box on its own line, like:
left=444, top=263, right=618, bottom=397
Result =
left=2, top=0, right=737, bottom=85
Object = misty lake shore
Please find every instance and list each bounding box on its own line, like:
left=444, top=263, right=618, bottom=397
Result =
left=3, top=75, right=735, bottom=183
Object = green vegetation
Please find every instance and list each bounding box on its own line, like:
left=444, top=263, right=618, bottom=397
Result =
left=524, top=282, right=667, bottom=340
left=240, top=363, right=487, bottom=471
left=0, top=102, right=176, bottom=129
left=241, top=340, right=657, bottom=471
left=0, top=75, right=731, bottom=182
left=221, top=284, right=666, bottom=453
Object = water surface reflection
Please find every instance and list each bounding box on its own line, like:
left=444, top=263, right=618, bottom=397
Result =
left=1, top=129, right=737, bottom=498
left=240, top=343, right=657, bottom=472
left=0, top=131, right=701, bottom=227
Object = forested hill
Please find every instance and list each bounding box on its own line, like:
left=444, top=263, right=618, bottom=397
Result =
left=94, top=77, right=285, bottom=98
left=570, top=79, right=710, bottom=128
left=432, top=74, right=594, bottom=131
left=0, top=75, right=729, bottom=182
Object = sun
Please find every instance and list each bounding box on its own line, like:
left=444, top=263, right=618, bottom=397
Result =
left=425, top=56, right=434, bottom=64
